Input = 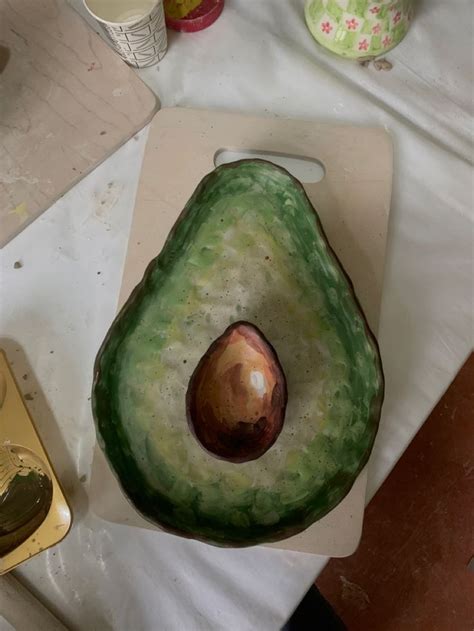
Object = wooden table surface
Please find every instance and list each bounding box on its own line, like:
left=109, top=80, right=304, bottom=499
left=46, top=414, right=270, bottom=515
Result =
left=317, top=354, right=474, bottom=631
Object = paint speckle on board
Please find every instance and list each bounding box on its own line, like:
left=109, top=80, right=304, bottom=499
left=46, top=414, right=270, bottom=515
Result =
left=13, top=260, right=23, bottom=269
left=24, top=393, right=34, bottom=401
left=1, top=173, right=39, bottom=185
left=87, top=62, right=96, bottom=72
left=8, top=202, right=29, bottom=221
left=112, top=87, right=126, bottom=97
left=92, top=182, right=123, bottom=220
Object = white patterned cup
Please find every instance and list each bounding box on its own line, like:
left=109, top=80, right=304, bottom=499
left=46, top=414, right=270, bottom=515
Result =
left=84, top=0, right=167, bottom=68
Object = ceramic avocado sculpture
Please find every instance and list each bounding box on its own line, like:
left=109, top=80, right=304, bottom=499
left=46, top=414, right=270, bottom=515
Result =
left=92, top=160, right=384, bottom=546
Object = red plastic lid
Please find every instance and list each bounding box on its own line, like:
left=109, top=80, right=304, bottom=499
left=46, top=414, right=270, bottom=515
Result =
left=164, top=0, right=224, bottom=33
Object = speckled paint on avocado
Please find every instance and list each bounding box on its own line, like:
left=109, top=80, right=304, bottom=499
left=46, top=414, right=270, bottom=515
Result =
left=92, top=160, right=384, bottom=546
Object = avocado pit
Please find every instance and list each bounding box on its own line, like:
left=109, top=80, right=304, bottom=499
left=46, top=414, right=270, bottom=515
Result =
left=186, top=321, right=287, bottom=463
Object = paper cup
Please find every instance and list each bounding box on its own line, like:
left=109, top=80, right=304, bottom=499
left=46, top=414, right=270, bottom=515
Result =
left=84, top=0, right=167, bottom=68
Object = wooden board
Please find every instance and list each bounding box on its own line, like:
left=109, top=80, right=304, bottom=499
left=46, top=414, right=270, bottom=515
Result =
left=0, top=0, right=158, bottom=247
left=90, top=107, right=393, bottom=556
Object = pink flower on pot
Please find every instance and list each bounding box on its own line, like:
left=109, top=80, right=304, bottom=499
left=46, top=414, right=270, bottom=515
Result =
left=358, top=39, right=369, bottom=51
left=372, top=23, right=381, bottom=34
left=346, top=18, right=359, bottom=30
left=382, top=35, right=392, bottom=47
left=370, top=6, right=380, bottom=14
left=321, top=21, right=333, bottom=34
left=393, top=11, right=401, bottom=24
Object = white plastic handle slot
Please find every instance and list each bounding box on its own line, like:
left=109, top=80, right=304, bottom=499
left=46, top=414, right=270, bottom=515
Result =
left=214, top=149, right=325, bottom=184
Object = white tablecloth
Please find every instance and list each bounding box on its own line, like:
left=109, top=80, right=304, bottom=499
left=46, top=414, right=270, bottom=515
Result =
left=1, top=1, right=472, bottom=629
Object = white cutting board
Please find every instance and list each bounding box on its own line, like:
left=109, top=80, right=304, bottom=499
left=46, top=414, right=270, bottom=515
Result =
left=90, top=107, right=393, bottom=556
left=0, top=0, right=158, bottom=247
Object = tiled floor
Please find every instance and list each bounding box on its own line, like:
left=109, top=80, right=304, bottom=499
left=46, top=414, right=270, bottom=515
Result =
left=316, top=354, right=474, bottom=631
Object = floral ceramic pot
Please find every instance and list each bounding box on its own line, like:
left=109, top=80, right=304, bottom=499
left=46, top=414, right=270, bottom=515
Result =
left=305, top=0, right=414, bottom=58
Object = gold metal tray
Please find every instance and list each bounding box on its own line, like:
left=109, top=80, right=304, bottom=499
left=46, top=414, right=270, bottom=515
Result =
left=0, top=350, right=71, bottom=574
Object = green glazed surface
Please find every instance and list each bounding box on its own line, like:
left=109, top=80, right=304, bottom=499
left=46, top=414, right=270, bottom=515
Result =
left=305, top=0, right=413, bottom=59
left=93, top=160, right=384, bottom=546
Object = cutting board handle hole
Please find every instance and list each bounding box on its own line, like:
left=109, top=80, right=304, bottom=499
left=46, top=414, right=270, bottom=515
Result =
left=214, top=149, right=325, bottom=184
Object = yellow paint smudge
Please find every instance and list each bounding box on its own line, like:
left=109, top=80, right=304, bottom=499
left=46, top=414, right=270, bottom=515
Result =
left=164, top=0, right=201, bottom=19
left=9, top=202, right=28, bottom=221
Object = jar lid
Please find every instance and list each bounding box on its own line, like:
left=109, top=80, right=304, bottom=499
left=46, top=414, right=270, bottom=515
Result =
left=164, top=0, right=224, bottom=33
